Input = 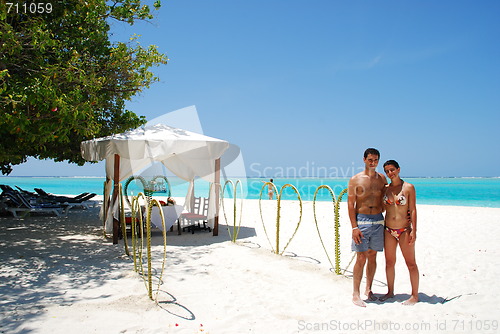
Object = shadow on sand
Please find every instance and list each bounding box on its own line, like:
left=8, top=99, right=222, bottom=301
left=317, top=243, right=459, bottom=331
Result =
left=0, top=205, right=259, bottom=331
left=119, top=222, right=258, bottom=321
left=367, top=293, right=455, bottom=305
left=0, top=207, right=129, bottom=333
left=155, top=225, right=257, bottom=248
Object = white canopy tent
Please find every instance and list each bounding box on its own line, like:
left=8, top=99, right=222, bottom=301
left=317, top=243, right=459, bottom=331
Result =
left=81, top=124, right=230, bottom=243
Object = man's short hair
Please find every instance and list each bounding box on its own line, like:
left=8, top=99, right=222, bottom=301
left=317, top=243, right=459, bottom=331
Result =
left=364, top=148, right=380, bottom=159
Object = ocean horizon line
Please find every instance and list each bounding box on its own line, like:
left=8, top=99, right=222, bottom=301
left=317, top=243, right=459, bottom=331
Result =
left=2, top=175, right=500, bottom=179
left=1, top=175, right=499, bottom=208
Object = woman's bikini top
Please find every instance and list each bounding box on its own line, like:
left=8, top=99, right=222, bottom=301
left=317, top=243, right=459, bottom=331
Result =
left=384, top=182, right=407, bottom=206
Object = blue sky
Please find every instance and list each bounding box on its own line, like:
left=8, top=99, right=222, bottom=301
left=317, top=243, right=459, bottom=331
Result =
left=10, top=0, right=500, bottom=177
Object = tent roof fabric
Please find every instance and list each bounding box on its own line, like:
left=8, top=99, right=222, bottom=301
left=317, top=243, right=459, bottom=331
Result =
left=80, top=124, right=229, bottom=182
left=81, top=124, right=228, bottom=162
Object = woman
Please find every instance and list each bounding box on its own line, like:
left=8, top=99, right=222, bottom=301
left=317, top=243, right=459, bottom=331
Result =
left=380, top=160, right=419, bottom=305
left=267, top=179, right=274, bottom=200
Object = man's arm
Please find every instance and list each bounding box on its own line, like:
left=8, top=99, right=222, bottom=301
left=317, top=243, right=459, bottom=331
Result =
left=348, top=178, right=363, bottom=244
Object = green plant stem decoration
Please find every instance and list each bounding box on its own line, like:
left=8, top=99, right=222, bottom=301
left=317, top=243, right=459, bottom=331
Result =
left=221, top=179, right=243, bottom=243
left=258, top=181, right=278, bottom=252
left=123, top=175, right=147, bottom=208
left=313, top=186, right=348, bottom=275
left=131, top=194, right=146, bottom=274
left=313, top=185, right=336, bottom=272
left=128, top=192, right=167, bottom=302
left=335, top=188, right=348, bottom=274
left=259, top=182, right=303, bottom=255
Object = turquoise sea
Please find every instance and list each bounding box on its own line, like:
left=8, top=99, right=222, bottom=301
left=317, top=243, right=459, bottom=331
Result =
left=1, top=176, right=500, bottom=208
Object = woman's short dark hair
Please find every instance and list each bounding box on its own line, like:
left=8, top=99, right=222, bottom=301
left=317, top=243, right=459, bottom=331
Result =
left=383, top=160, right=400, bottom=169
left=364, top=148, right=380, bottom=159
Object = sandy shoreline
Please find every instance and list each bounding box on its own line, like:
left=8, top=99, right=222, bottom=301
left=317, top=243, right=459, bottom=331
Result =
left=1, top=199, right=499, bottom=333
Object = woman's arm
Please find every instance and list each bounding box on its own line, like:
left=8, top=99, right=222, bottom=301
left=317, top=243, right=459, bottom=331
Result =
left=407, top=183, right=417, bottom=244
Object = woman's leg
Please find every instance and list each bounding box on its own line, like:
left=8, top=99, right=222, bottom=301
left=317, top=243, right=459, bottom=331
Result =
left=399, top=231, right=419, bottom=305
left=380, top=230, right=398, bottom=301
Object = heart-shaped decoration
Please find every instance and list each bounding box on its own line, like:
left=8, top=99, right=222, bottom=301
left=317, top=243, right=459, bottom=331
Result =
left=258, top=182, right=279, bottom=252
left=221, top=180, right=244, bottom=242
left=128, top=194, right=167, bottom=302
left=123, top=175, right=147, bottom=208
left=259, top=182, right=303, bottom=255
left=146, top=198, right=168, bottom=302
left=130, top=193, right=146, bottom=271
left=312, top=186, right=348, bottom=275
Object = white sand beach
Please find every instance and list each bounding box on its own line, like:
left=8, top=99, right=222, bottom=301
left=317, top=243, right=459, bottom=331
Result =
left=1, top=198, right=499, bottom=334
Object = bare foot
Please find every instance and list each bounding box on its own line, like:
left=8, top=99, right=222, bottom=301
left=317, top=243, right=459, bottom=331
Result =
left=379, top=292, right=394, bottom=302
left=365, top=291, right=378, bottom=301
left=352, top=294, right=367, bottom=307
left=402, top=296, right=418, bottom=306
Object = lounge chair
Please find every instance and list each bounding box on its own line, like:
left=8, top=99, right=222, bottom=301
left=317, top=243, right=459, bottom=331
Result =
left=179, top=197, right=211, bottom=234
left=34, top=188, right=97, bottom=208
left=0, top=184, right=16, bottom=193
left=0, top=190, right=67, bottom=218
left=15, top=186, right=39, bottom=198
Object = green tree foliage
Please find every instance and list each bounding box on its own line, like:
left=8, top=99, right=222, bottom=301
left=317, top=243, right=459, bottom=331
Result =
left=0, top=0, right=167, bottom=174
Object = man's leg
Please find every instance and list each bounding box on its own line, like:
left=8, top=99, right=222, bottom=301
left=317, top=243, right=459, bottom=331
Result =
left=352, top=251, right=368, bottom=307
left=364, top=249, right=378, bottom=300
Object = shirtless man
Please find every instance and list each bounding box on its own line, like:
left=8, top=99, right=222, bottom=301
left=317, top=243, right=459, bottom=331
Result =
left=348, top=148, right=387, bottom=307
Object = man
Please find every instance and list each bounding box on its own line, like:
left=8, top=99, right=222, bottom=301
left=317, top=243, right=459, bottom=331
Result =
left=348, top=148, right=387, bottom=307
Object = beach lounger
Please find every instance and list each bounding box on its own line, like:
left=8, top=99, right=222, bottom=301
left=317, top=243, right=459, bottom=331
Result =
left=34, top=188, right=97, bottom=208
left=15, top=186, right=39, bottom=198
left=0, top=184, right=16, bottom=193
left=0, top=190, right=66, bottom=218
left=179, top=197, right=211, bottom=234
left=34, top=188, right=94, bottom=202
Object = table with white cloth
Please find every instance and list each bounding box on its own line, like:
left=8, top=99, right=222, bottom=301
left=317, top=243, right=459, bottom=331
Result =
left=150, top=204, right=183, bottom=231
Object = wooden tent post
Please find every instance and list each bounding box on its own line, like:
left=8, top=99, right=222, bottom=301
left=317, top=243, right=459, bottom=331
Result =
left=112, top=154, right=120, bottom=244
left=213, top=158, right=221, bottom=236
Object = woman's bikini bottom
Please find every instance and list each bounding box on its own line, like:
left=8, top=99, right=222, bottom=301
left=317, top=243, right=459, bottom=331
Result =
left=385, top=225, right=412, bottom=241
